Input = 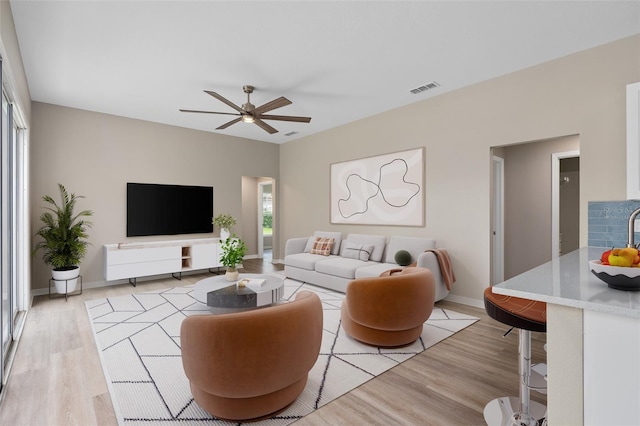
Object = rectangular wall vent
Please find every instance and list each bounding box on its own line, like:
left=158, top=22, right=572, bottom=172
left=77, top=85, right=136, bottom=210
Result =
left=410, top=81, right=440, bottom=94
left=284, top=131, right=299, bottom=137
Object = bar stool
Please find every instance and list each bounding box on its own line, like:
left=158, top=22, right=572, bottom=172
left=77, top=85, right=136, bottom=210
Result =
left=483, top=286, right=547, bottom=426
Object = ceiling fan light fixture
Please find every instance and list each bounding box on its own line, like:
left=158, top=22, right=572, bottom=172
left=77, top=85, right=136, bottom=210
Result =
left=242, top=114, right=255, bottom=123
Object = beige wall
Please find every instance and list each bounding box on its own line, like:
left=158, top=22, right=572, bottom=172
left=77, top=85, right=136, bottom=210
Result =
left=502, top=135, right=579, bottom=279
left=30, top=103, right=280, bottom=290
left=279, top=35, right=640, bottom=305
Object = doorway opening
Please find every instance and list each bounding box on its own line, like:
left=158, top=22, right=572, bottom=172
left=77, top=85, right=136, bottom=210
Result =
left=552, top=152, right=580, bottom=258
left=258, top=181, right=273, bottom=261
left=491, top=155, right=504, bottom=285
left=491, top=135, right=580, bottom=281
left=241, top=176, right=275, bottom=262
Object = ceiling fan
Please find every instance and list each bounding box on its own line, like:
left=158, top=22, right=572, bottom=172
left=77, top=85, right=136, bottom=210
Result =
left=180, top=85, right=311, bottom=134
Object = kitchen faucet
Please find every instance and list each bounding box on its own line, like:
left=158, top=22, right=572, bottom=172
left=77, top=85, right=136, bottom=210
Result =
left=627, top=206, right=640, bottom=248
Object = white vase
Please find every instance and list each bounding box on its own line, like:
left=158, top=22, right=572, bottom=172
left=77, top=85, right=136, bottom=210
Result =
left=225, top=268, right=239, bottom=282
left=52, top=266, right=79, bottom=294
left=220, top=228, right=230, bottom=240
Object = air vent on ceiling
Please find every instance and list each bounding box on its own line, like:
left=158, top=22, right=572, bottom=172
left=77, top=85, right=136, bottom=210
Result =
left=410, top=81, right=440, bottom=94
left=284, top=131, right=299, bottom=137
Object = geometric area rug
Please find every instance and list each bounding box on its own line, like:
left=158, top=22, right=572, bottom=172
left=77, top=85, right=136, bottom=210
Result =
left=85, top=277, right=478, bottom=426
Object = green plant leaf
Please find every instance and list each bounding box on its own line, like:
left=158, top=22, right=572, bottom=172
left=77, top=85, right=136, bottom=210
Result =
left=33, top=184, right=93, bottom=269
left=219, top=235, right=247, bottom=268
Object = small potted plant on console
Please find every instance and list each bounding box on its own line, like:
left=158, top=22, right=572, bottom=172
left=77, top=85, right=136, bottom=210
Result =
left=212, top=213, right=236, bottom=240
left=33, top=184, right=93, bottom=294
left=219, top=234, right=247, bottom=281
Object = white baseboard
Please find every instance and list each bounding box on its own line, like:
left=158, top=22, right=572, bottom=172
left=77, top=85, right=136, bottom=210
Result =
left=245, top=254, right=284, bottom=264
left=32, top=278, right=124, bottom=297
left=31, top=269, right=222, bottom=297
left=443, top=294, right=485, bottom=309
left=32, top=266, right=485, bottom=310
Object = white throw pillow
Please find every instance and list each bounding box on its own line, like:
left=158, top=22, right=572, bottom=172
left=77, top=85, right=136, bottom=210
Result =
left=342, top=241, right=375, bottom=261
left=303, top=236, right=316, bottom=253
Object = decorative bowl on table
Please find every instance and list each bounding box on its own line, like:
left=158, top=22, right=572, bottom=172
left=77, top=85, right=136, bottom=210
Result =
left=589, top=260, right=640, bottom=291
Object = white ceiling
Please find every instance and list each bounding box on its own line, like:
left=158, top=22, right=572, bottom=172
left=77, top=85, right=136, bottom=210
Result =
left=9, top=1, right=640, bottom=144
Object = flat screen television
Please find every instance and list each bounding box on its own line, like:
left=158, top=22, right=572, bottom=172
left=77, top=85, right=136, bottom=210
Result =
left=127, top=183, right=213, bottom=237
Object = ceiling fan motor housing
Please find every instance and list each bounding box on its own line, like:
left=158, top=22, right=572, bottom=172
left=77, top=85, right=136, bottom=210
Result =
left=242, top=85, right=255, bottom=115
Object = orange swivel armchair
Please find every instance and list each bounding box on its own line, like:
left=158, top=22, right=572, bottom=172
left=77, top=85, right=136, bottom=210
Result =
left=180, top=290, right=323, bottom=421
left=341, top=267, right=436, bottom=347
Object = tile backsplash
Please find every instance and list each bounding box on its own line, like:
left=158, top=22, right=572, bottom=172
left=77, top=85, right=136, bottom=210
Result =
left=588, top=200, right=640, bottom=248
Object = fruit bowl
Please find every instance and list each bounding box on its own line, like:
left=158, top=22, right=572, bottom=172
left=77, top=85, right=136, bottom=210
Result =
left=589, top=260, right=640, bottom=291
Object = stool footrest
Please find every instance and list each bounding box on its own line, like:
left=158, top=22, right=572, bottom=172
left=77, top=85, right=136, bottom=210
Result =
left=484, top=396, right=546, bottom=426
left=529, top=363, right=547, bottom=394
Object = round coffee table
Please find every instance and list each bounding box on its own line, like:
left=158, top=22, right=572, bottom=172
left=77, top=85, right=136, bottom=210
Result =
left=193, top=273, right=285, bottom=313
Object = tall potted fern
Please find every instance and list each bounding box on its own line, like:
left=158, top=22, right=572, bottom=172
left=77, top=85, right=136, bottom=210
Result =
left=34, top=184, right=93, bottom=294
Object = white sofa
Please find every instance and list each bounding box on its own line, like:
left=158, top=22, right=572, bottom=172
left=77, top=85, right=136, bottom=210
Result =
left=284, top=232, right=450, bottom=301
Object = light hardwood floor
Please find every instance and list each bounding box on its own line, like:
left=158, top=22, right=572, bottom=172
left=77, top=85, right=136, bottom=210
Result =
left=0, top=259, right=546, bottom=426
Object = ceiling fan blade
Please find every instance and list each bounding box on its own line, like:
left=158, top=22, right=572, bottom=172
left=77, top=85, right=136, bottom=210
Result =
left=253, top=118, right=278, bottom=134
left=216, top=117, right=242, bottom=130
left=204, top=90, right=244, bottom=113
left=180, top=109, right=241, bottom=116
left=258, top=114, right=311, bottom=123
left=253, top=97, right=292, bottom=115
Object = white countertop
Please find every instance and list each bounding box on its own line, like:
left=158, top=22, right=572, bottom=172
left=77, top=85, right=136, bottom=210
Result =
left=493, top=247, right=640, bottom=318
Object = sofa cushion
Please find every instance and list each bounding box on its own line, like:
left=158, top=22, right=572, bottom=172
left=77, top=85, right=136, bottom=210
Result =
left=342, top=241, right=375, bottom=261
left=384, top=236, right=436, bottom=264
left=286, top=253, right=337, bottom=271
left=304, top=231, right=342, bottom=255
left=343, top=234, right=387, bottom=262
left=355, top=262, right=400, bottom=279
left=309, top=237, right=334, bottom=256
left=315, top=257, right=372, bottom=279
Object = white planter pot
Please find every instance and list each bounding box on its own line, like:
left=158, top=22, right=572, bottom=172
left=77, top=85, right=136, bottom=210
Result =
left=52, top=267, right=79, bottom=294
left=225, top=268, right=239, bottom=282
left=220, top=228, right=231, bottom=240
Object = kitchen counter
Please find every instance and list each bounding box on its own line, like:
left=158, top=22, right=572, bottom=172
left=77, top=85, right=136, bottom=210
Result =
left=492, top=247, right=640, bottom=318
left=493, top=247, right=640, bottom=425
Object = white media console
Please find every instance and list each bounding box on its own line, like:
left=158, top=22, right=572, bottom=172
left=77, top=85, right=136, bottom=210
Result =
left=103, top=238, right=223, bottom=285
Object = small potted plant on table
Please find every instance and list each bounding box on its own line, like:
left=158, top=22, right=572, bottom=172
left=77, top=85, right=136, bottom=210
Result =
left=219, top=235, right=247, bottom=281
left=33, top=184, right=93, bottom=294
left=212, top=213, right=236, bottom=240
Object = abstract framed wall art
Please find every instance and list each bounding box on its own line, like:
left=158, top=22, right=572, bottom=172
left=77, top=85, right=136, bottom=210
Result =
left=330, top=147, right=425, bottom=226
